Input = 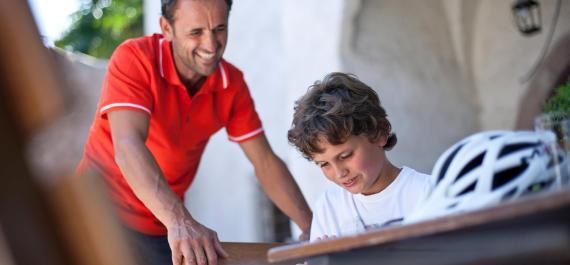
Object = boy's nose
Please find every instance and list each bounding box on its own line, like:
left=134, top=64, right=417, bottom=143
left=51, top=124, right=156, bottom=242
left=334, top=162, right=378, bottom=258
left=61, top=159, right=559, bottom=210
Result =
left=336, top=168, right=349, bottom=179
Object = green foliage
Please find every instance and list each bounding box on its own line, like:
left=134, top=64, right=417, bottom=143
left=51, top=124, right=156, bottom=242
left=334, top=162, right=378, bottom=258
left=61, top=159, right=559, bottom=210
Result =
left=55, top=0, right=143, bottom=59
left=544, top=79, right=570, bottom=114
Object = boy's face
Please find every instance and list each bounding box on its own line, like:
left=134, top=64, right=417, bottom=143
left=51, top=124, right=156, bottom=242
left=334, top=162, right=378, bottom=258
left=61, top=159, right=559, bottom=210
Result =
left=313, top=134, right=390, bottom=195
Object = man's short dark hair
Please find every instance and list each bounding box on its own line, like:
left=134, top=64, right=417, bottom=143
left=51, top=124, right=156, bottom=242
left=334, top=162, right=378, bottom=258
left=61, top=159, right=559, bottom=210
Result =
left=161, top=0, right=233, bottom=23
left=288, top=72, right=397, bottom=161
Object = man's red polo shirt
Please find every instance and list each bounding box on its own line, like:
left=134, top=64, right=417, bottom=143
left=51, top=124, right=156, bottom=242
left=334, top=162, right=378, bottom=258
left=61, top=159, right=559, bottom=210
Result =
left=78, top=34, right=264, bottom=235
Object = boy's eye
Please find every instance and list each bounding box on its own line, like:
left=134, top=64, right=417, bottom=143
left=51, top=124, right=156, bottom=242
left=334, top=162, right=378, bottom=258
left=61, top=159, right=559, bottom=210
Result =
left=318, top=162, right=329, bottom=168
left=339, top=152, right=352, bottom=160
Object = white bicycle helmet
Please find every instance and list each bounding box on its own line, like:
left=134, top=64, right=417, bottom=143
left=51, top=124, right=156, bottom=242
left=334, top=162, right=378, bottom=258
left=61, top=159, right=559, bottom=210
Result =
left=405, top=130, right=563, bottom=224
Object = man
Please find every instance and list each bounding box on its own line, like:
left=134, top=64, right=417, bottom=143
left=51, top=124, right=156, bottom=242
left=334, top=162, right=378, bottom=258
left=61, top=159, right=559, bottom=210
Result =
left=76, top=0, right=312, bottom=264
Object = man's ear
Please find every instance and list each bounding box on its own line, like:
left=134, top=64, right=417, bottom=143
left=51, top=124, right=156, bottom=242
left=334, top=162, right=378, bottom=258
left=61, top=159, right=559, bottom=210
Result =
left=160, top=16, right=174, bottom=41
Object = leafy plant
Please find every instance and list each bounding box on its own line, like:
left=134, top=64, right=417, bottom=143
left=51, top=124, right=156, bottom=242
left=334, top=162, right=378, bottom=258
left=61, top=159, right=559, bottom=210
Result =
left=55, top=0, right=143, bottom=59
left=540, top=78, right=570, bottom=149
left=544, top=78, right=570, bottom=113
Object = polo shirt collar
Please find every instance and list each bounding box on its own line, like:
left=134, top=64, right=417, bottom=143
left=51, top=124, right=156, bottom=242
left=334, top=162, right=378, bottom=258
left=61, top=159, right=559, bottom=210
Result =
left=159, top=36, right=229, bottom=92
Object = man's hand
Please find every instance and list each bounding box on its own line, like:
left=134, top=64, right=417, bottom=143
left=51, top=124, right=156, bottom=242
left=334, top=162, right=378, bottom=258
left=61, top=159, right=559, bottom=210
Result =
left=298, top=230, right=310, bottom=241
left=167, top=219, right=229, bottom=265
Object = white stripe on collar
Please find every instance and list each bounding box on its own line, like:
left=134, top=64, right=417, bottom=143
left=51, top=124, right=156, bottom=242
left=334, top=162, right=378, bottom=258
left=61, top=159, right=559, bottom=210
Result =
left=159, top=38, right=165, bottom=78
left=218, top=62, right=228, bottom=89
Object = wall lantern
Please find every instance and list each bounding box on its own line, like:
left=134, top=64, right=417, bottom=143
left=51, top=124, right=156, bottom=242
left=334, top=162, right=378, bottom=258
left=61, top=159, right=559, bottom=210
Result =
left=512, top=0, right=542, bottom=35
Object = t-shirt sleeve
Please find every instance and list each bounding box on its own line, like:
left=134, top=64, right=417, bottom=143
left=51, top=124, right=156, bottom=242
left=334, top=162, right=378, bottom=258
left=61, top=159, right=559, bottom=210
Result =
left=98, top=42, right=154, bottom=119
left=225, top=74, right=263, bottom=143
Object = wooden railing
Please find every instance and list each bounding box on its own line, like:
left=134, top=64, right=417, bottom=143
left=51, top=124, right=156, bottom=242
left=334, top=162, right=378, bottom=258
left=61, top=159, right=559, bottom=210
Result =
left=268, top=190, right=570, bottom=265
left=220, top=242, right=287, bottom=265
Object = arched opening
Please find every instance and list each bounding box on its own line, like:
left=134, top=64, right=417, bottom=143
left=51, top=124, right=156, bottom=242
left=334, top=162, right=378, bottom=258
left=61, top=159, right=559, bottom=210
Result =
left=515, top=33, right=570, bottom=129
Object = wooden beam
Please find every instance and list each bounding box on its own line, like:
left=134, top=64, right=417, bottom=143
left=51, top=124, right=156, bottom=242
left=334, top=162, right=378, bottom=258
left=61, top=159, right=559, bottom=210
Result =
left=0, top=0, right=63, bottom=136
left=221, top=242, right=306, bottom=265
left=268, top=190, right=570, bottom=264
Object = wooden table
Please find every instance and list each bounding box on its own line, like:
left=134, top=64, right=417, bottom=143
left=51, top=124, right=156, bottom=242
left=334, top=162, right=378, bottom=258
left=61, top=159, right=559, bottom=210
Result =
left=268, top=189, right=570, bottom=265
left=221, top=242, right=306, bottom=265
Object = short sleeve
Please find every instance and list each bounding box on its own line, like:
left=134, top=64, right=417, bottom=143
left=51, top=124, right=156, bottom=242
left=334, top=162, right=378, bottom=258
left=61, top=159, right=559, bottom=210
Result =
left=98, top=41, right=154, bottom=119
left=225, top=74, right=263, bottom=142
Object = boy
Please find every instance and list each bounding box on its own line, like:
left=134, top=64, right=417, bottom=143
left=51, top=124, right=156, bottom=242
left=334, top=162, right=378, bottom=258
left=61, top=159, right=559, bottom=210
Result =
left=288, top=72, right=432, bottom=240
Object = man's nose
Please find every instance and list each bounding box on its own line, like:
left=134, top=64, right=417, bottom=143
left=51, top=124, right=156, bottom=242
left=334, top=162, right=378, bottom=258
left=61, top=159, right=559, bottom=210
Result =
left=201, top=31, right=217, bottom=52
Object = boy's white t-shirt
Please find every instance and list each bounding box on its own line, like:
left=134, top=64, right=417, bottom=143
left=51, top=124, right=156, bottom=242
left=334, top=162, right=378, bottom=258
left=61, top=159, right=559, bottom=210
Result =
left=310, top=166, right=432, bottom=240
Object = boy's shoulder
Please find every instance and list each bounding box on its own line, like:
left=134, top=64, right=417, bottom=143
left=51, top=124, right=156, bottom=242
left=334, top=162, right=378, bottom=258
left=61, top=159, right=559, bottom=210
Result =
left=399, top=166, right=433, bottom=199
left=400, top=166, right=431, bottom=186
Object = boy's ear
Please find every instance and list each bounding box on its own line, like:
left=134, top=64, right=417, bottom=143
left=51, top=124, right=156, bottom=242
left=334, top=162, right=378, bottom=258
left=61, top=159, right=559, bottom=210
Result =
left=160, top=16, right=174, bottom=41
left=376, top=134, right=388, bottom=148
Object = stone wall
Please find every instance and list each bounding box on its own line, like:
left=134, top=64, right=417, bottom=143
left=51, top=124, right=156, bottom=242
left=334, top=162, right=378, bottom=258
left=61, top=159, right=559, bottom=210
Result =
left=28, top=48, right=106, bottom=184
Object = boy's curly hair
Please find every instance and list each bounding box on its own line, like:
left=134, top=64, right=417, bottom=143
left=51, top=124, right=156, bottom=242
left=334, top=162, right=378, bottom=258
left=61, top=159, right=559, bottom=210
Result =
left=288, top=72, right=397, bottom=161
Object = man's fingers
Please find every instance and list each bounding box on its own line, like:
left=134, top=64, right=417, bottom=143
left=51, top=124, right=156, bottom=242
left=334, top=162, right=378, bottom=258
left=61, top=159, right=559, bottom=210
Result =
left=298, top=231, right=309, bottom=241
left=172, top=253, right=182, bottom=265
left=167, top=220, right=227, bottom=264
left=171, top=246, right=183, bottom=265
left=181, top=245, right=197, bottom=265
left=203, top=239, right=219, bottom=265
left=193, top=244, right=207, bottom=265
left=213, top=234, right=229, bottom=258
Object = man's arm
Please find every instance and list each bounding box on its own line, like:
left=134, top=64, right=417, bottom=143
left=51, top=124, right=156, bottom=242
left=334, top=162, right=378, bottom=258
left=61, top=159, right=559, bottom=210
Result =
left=108, top=110, right=228, bottom=265
left=239, top=135, right=313, bottom=240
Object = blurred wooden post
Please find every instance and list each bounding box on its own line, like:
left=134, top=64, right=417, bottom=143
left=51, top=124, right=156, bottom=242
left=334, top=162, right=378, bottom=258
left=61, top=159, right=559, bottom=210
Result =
left=0, top=1, right=138, bottom=265
left=0, top=0, right=62, bottom=135
left=0, top=0, right=68, bottom=264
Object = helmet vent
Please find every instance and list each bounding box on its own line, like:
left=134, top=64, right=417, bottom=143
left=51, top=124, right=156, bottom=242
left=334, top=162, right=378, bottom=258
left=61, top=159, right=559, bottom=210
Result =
left=455, top=152, right=485, bottom=183
left=498, top=142, right=539, bottom=158
left=489, top=134, right=502, bottom=140
left=457, top=181, right=476, bottom=196
left=500, top=187, right=518, bottom=201
left=492, top=162, right=528, bottom=190
left=523, top=178, right=555, bottom=195
left=436, top=143, right=464, bottom=185
left=546, top=153, right=564, bottom=169
left=446, top=202, right=459, bottom=210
